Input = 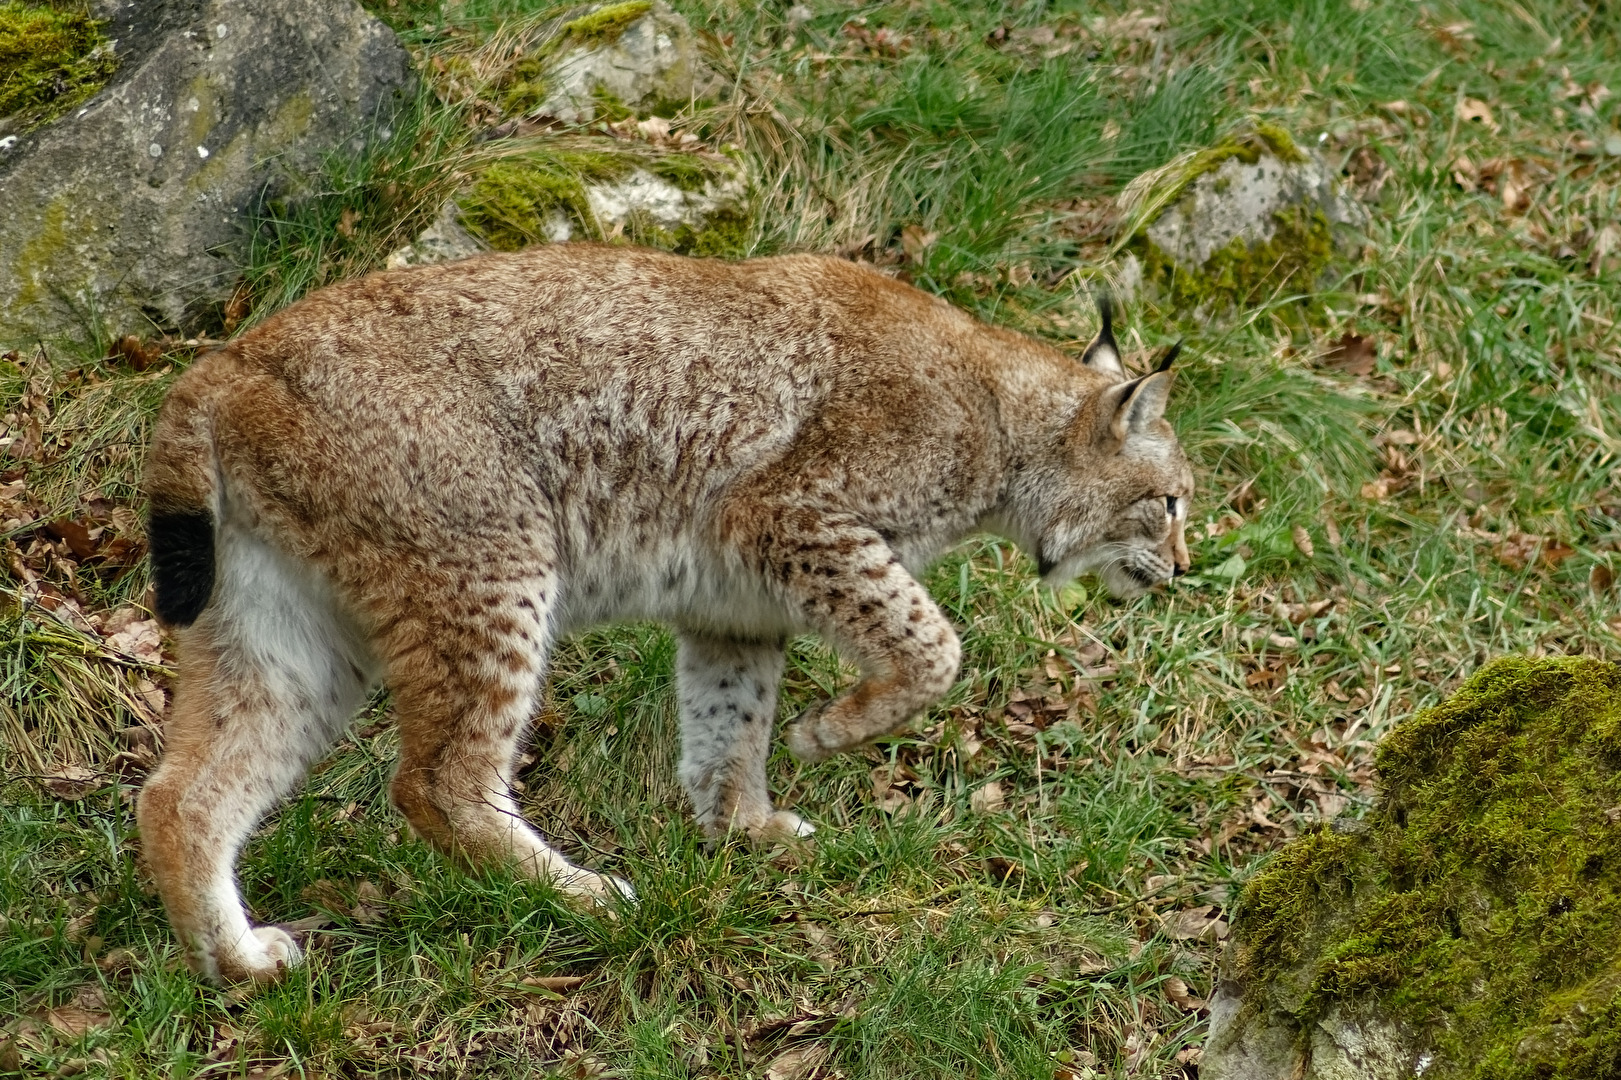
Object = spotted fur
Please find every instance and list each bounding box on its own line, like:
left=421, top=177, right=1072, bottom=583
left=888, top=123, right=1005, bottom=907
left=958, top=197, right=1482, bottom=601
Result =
left=137, top=244, right=1193, bottom=983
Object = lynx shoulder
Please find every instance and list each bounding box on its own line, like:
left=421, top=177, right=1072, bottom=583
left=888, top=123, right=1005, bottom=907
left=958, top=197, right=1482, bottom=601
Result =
left=137, top=244, right=1193, bottom=983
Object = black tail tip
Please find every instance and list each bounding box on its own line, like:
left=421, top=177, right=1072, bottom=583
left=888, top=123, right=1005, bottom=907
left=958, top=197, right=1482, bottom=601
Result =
left=149, top=508, right=216, bottom=627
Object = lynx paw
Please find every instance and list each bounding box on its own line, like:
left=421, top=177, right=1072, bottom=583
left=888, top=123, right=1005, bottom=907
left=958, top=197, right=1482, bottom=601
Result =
left=784, top=706, right=840, bottom=762
left=558, top=867, right=637, bottom=906
left=218, top=925, right=303, bottom=984
left=751, top=810, right=816, bottom=843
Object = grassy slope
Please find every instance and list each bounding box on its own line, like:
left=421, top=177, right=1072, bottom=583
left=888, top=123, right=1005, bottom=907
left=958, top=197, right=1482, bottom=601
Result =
left=2, top=0, right=1620, bottom=1077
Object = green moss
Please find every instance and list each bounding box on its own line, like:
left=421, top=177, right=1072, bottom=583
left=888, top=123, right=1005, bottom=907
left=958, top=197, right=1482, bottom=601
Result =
left=562, top=1, right=652, bottom=45
left=1134, top=203, right=1335, bottom=312
left=647, top=153, right=715, bottom=193
left=1232, top=658, right=1621, bottom=1079
left=623, top=206, right=751, bottom=257
left=0, top=1, right=117, bottom=135
left=460, top=153, right=627, bottom=251
left=497, top=55, right=549, bottom=118
left=589, top=84, right=634, bottom=122
left=460, top=147, right=753, bottom=257
left=1154, top=124, right=1305, bottom=214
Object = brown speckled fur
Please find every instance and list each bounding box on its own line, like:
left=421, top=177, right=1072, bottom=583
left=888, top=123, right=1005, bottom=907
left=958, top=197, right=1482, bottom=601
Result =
left=137, top=244, right=1192, bottom=983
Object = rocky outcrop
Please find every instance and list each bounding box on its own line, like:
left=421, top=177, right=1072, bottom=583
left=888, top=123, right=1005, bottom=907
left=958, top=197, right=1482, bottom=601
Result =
left=385, top=199, right=488, bottom=269
left=1116, top=127, right=1366, bottom=312
left=0, top=0, right=413, bottom=344
left=1202, top=658, right=1621, bottom=1080
left=530, top=1, right=705, bottom=125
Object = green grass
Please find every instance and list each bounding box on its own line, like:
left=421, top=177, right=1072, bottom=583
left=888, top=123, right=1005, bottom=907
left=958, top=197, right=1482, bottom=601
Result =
left=3, top=0, right=1621, bottom=1076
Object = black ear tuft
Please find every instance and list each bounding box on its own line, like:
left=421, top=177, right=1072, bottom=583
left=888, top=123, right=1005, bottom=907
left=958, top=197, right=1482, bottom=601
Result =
left=1154, top=341, right=1182, bottom=374
left=1081, top=293, right=1124, bottom=376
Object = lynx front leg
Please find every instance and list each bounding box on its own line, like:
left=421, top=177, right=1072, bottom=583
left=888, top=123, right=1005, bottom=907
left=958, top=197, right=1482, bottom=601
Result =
left=733, top=509, right=961, bottom=762
left=676, top=632, right=813, bottom=841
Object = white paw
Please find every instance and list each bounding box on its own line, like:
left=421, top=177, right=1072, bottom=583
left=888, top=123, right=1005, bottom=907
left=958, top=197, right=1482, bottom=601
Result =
left=221, top=925, right=303, bottom=984
left=756, top=810, right=816, bottom=842
left=558, top=867, right=637, bottom=906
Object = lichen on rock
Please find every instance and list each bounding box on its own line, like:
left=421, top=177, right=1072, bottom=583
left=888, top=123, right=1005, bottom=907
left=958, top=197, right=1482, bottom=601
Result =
left=1116, top=126, right=1366, bottom=314
left=0, top=1, right=118, bottom=138
left=1204, top=656, right=1621, bottom=1080
left=0, top=0, right=415, bottom=343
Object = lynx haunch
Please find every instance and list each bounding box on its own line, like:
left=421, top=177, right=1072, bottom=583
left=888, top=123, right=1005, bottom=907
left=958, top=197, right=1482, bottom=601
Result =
left=138, top=244, right=1193, bottom=983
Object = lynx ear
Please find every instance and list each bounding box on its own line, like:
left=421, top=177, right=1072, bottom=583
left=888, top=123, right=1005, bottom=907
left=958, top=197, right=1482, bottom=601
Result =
left=1103, top=370, right=1174, bottom=445
left=1153, top=340, right=1182, bottom=373
left=1081, top=295, right=1125, bottom=378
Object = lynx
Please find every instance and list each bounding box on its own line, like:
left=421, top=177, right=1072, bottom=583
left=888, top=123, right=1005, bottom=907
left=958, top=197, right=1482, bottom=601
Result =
left=137, top=244, right=1193, bottom=983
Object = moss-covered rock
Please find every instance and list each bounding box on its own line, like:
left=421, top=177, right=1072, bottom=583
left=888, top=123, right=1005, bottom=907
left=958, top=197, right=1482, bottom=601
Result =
left=1118, top=127, right=1365, bottom=314
left=1204, top=657, right=1621, bottom=1080
left=0, top=1, right=118, bottom=138
left=457, top=145, right=750, bottom=257
left=522, top=0, right=706, bottom=125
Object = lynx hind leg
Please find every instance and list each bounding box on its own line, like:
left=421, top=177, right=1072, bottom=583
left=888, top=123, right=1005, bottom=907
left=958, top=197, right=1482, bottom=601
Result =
left=742, top=510, right=961, bottom=762
left=137, top=528, right=372, bottom=984
left=676, top=632, right=813, bottom=842
left=381, top=572, right=632, bottom=905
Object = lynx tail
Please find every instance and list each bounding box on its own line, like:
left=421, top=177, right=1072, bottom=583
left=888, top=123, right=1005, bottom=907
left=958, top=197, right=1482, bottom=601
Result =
left=145, top=378, right=220, bottom=627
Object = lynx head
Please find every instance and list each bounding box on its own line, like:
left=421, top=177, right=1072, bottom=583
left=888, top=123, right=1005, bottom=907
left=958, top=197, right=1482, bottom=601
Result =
left=1009, top=299, right=1194, bottom=599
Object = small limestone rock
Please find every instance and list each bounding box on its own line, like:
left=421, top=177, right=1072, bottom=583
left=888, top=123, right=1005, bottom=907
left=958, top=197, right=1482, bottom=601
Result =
left=535, top=1, right=706, bottom=125
left=1119, top=128, right=1367, bottom=312
left=459, top=149, right=749, bottom=254
left=385, top=200, right=488, bottom=269
left=1145, top=152, right=1365, bottom=271
left=585, top=165, right=746, bottom=237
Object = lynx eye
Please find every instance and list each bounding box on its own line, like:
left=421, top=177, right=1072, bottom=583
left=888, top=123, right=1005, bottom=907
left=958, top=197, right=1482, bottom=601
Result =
left=1164, top=495, right=1177, bottom=517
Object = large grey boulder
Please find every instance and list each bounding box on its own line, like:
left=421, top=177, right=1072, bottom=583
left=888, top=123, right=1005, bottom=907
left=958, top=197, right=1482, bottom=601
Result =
left=1200, top=658, right=1621, bottom=1080
left=0, top=0, right=413, bottom=344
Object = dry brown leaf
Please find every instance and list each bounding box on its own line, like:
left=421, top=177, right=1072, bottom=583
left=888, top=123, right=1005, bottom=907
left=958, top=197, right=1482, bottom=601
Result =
left=1593, top=564, right=1615, bottom=594
left=1324, top=515, right=1342, bottom=548
left=103, top=617, right=164, bottom=665
left=969, top=780, right=1006, bottom=814
left=1455, top=96, right=1497, bottom=130
left=1361, top=477, right=1392, bottom=501
left=1292, top=525, right=1315, bottom=559
left=1165, top=905, right=1228, bottom=942
left=108, top=335, right=163, bottom=372
left=1324, top=332, right=1376, bottom=375
left=38, top=986, right=112, bottom=1038
left=43, top=765, right=100, bottom=801
left=1276, top=598, right=1334, bottom=624
left=521, top=975, right=585, bottom=993
left=900, top=225, right=937, bottom=261
left=1592, top=224, right=1621, bottom=274
left=351, top=880, right=387, bottom=924
left=763, top=1042, right=831, bottom=1080
left=1164, top=975, right=1208, bottom=1012
left=1496, top=532, right=1573, bottom=571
